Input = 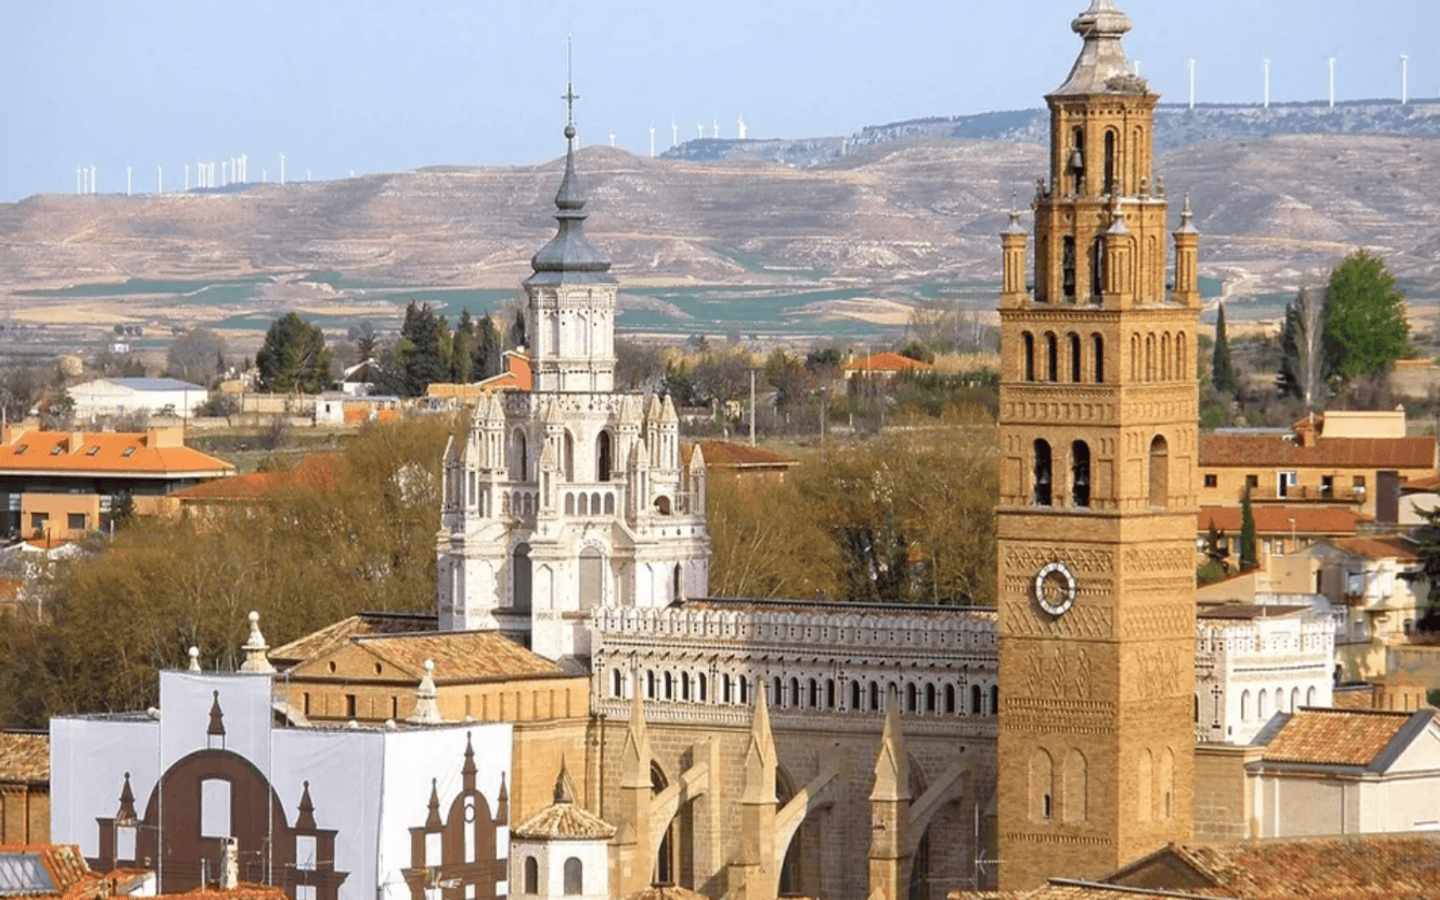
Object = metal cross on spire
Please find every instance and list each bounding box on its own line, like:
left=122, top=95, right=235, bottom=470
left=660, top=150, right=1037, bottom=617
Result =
left=562, top=36, right=579, bottom=129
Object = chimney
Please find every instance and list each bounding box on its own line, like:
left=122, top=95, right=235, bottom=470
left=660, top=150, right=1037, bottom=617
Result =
left=69, top=430, right=85, bottom=454
left=220, top=837, right=238, bottom=890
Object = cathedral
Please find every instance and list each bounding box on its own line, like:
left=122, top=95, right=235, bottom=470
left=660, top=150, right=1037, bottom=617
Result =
left=51, top=3, right=1211, bottom=898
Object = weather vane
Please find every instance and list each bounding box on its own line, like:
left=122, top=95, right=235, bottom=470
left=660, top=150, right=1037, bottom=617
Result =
left=562, top=36, right=579, bottom=129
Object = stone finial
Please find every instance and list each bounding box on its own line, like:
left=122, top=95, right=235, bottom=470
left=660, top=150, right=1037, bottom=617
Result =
left=1177, top=192, right=1197, bottom=234
left=742, top=681, right=778, bottom=803
left=407, top=658, right=444, bottom=725
left=871, top=689, right=912, bottom=802
left=239, top=610, right=274, bottom=673
left=187, top=646, right=201, bottom=672
left=553, top=756, right=578, bottom=804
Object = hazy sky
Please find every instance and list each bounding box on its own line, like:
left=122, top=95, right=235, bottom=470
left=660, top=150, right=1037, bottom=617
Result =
left=3, top=0, right=1433, bottom=202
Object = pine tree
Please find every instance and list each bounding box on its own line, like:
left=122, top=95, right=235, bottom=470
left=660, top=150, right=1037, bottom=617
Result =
left=1239, top=485, right=1258, bottom=572
left=509, top=308, right=527, bottom=350
left=398, top=302, right=447, bottom=397
left=1415, top=504, right=1440, bottom=629
left=1211, top=301, right=1237, bottom=394
left=474, top=313, right=503, bottom=379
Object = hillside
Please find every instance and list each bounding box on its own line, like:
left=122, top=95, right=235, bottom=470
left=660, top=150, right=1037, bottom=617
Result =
left=1, top=131, right=1437, bottom=343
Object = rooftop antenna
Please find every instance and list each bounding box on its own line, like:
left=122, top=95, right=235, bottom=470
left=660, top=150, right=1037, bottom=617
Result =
left=737, top=115, right=746, bottom=140
left=649, top=124, right=656, bottom=157
left=1401, top=54, right=1409, bottom=104
left=1187, top=57, right=1196, bottom=110
left=1327, top=53, right=1336, bottom=107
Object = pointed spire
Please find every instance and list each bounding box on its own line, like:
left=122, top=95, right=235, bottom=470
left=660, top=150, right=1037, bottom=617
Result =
left=239, top=610, right=274, bottom=673
left=207, top=690, right=226, bottom=737
left=528, top=40, right=613, bottom=281
left=462, top=730, right=478, bottom=791
left=407, top=658, right=444, bottom=725
left=1176, top=192, right=1198, bottom=234
left=660, top=394, right=678, bottom=424
left=620, top=675, right=652, bottom=786
left=497, top=772, right=510, bottom=826
left=425, top=779, right=444, bottom=829
left=871, top=689, right=912, bottom=802
left=742, top=682, right=778, bottom=803
left=553, top=756, right=578, bottom=804
left=116, top=772, right=138, bottom=825
left=296, top=781, right=317, bottom=830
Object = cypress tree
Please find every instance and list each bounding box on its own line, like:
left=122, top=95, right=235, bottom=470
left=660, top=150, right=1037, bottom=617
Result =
left=1212, top=301, right=1237, bottom=394
left=1239, top=485, right=1258, bottom=572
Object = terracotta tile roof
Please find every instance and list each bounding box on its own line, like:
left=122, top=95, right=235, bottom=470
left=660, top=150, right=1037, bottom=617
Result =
left=1259, top=707, right=1417, bottom=766
left=1199, top=432, right=1435, bottom=469
left=165, top=882, right=289, bottom=900
left=512, top=801, right=616, bottom=840
left=1403, top=472, right=1440, bottom=492
left=1326, top=534, right=1421, bottom=561
left=843, top=352, right=932, bottom=374
left=355, top=630, right=563, bottom=681
left=0, top=430, right=234, bottom=479
left=0, top=733, right=49, bottom=783
left=0, top=844, right=145, bottom=900
left=169, top=453, right=341, bottom=502
left=695, top=441, right=798, bottom=468
left=268, top=612, right=437, bottom=667
left=1331, top=685, right=1375, bottom=710
left=1153, top=834, right=1440, bottom=898
left=1196, top=505, right=1366, bottom=535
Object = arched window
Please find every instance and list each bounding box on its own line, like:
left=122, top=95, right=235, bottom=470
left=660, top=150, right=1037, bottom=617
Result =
left=723, top=674, right=733, bottom=704
left=1258, top=689, right=1269, bottom=720
left=1306, top=686, right=1316, bottom=706
left=646, top=670, right=656, bottom=699
left=1194, top=694, right=1199, bottom=722
left=925, top=683, right=937, bottom=713
left=1130, top=333, right=1140, bottom=380
left=611, top=669, right=623, bottom=698
left=597, top=430, right=613, bottom=482
left=680, top=672, right=691, bottom=701
left=698, top=673, right=708, bottom=702
left=790, top=677, right=801, bottom=708
left=991, top=685, right=1000, bottom=715
left=1046, top=333, right=1059, bottom=382
left=1148, top=435, right=1168, bottom=508
left=1161, top=333, right=1172, bottom=381
left=1023, top=332, right=1036, bottom=382
left=1064, top=749, right=1088, bottom=824
left=739, top=676, right=749, bottom=705
left=1093, top=334, right=1105, bottom=383
left=579, top=547, right=603, bottom=609
left=664, top=672, right=674, bottom=700
left=774, top=676, right=783, bottom=707
left=512, top=544, right=532, bottom=613
left=563, top=857, right=583, bottom=896
left=1030, top=749, right=1054, bottom=821
left=564, top=493, right=575, bottom=515
left=1091, top=237, right=1105, bottom=298
left=1176, top=332, right=1187, bottom=381
left=945, top=684, right=956, bottom=714
left=1062, top=236, right=1076, bottom=299
left=1069, top=126, right=1085, bottom=194
left=513, top=430, right=529, bottom=481
left=1071, top=440, right=1091, bottom=508
left=870, top=681, right=881, bottom=712
left=809, top=678, right=819, bottom=707
left=672, top=564, right=683, bottom=602
left=524, top=856, right=539, bottom=895
left=906, top=682, right=918, bottom=713
left=1069, top=333, right=1082, bottom=382
left=1240, top=689, right=1250, bottom=721
left=1145, top=333, right=1155, bottom=381
left=1137, top=749, right=1153, bottom=822
left=1034, top=440, right=1053, bottom=507
left=562, top=431, right=574, bottom=481
left=971, top=684, right=982, bottom=715
left=1103, top=130, right=1116, bottom=194
left=850, top=680, right=861, bottom=711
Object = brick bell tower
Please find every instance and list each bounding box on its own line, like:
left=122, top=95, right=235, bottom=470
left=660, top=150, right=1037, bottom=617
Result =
left=995, top=0, right=1199, bottom=889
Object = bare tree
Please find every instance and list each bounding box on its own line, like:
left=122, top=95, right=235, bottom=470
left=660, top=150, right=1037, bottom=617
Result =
left=166, top=328, right=227, bottom=385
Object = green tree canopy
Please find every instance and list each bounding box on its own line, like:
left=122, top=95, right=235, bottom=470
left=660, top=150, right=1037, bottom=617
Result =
left=1322, top=249, right=1410, bottom=384
left=256, top=312, right=332, bottom=393
left=1239, top=485, right=1258, bottom=572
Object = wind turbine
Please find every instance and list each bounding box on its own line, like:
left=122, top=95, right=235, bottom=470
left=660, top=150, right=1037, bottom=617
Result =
left=1327, top=52, right=1337, bottom=107
left=1401, top=54, right=1409, bottom=104
left=713, top=118, right=719, bottom=138
left=737, top=115, right=746, bottom=140
left=1187, top=57, right=1196, bottom=110
left=697, top=122, right=704, bottom=139
left=126, top=166, right=132, bottom=196
left=1263, top=58, right=1271, bottom=108
left=608, top=130, right=616, bottom=148
left=649, top=124, right=656, bottom=157
left=76, top=167, right=81, bottom=195
left=279, top=152, right=286, bottom=186
left=671, top=121, right=678, bottom=146
left=156, top=166, right=162, bottom=194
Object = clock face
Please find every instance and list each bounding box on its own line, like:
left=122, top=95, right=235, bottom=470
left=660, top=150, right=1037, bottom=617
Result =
left=1034, top=560, right=1077, bottom=616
